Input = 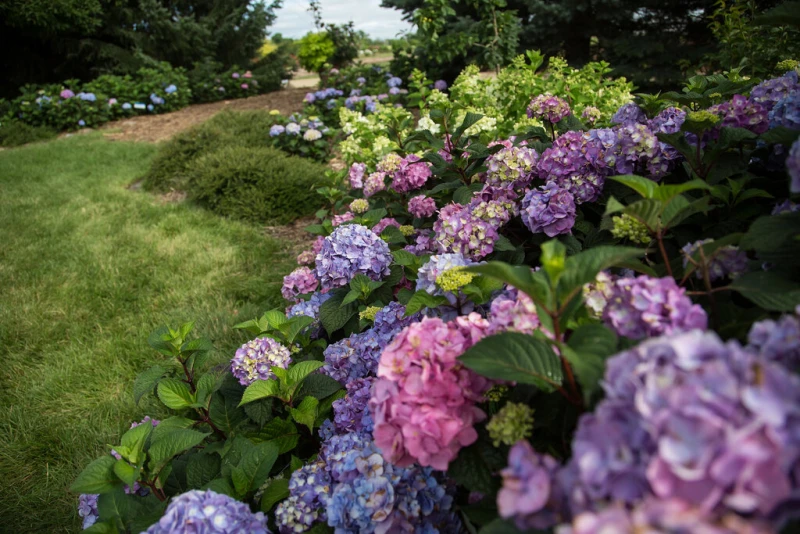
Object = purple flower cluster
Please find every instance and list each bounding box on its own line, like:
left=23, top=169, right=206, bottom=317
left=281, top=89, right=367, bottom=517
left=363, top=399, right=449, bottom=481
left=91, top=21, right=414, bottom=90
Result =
left=287, top=291, right=332, bottom=338
left=315, top=224, right=392, bottom=290
left=390, top=154, right=432, bottom=193
left=710, top=95, right=769, bottom=135
left=230, top=337, right=292, bottom=386
left=348, top=162, right=366, bottom=189
left=485, top=144, right=540, bottom=189
left=648, top=106, right=687, bottom=161
left=749, top=70, right=799, bottom=111
left=277, top=431, right=458, bottom=534
left=612, top=102, right=647, bottom=126
left=433, top=203, right=498, bottom=260
left=331, top=211, right=354, bottom=227
left=488, top=289, right=540, bottom=335
left=537, top=131, right=607, bottom=203
left=408, top=195, right=437, bottom=218
left=145, top=490, right=269, bottom=534
left=681, top=239, right=748, bottom=281
left=790, top=138, right=800, bottom=193
left=434, top=79, right=448, bottom=91
left=528, top=93, right=571, bottom=123
left=520, top=182, right=576, bottom=237
left=78, top=493, right=99, bottom=529
left=303, top=88, right=344, bottom=103
left=281, top=267, right=319, bottom=301
left=363, top=171, right=387, bottom=197
left=372, top=217, right=401, bottom=235
left=747, top=307, right=800, bottom=369
left=332, top=377, right=375, bottom=435
left=769, top=93, right=800, bottom=130
left=596, top=274, right=708, bottom=339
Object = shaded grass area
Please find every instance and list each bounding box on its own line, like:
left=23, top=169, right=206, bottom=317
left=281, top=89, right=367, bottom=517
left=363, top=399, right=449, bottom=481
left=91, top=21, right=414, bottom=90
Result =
left=0, top=135, right=297, bottom=532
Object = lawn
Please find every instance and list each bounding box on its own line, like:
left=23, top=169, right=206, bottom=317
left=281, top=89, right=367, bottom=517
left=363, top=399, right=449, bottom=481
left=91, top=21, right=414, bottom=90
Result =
left=0, top=135, right=298, bottom=532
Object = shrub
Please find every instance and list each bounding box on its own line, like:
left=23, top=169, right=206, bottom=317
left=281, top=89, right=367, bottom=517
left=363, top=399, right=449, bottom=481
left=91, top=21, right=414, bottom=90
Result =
left=0, top=120, right=56, bottom=147
left=298, top=32, right=336, bottom=73
left=187, top=145, right=326, bottom=224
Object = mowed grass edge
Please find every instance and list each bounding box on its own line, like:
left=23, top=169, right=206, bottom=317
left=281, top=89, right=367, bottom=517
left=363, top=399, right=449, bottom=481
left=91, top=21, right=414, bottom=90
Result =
left=0, top=135, right=298, bottom=532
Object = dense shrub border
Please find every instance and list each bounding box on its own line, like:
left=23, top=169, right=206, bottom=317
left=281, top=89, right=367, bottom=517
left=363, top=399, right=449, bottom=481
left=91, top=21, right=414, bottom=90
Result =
left=72, top=57, right=800, bottom=534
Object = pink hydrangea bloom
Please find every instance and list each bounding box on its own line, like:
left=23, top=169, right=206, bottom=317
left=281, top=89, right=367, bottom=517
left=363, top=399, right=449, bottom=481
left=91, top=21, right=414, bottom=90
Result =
left=408, top=195, right=437, bottom=218
left=372, top=217, right=401, bottom=235
left=370, top=315, right=493, bottom=470
left=348, top=163, right=366, bottom=189
left=296, top=250, right=315, bottom=265
left=312, top=236, right=325, bottom=255
left=363, top=172, right=387, bottom=197
left=332, top=212, right=355, bottom=227
left=489, top=289, right=540, bottom=335
left=281, top=267, right=319, bottom=301
left=390, top=154, right=432, bottom=193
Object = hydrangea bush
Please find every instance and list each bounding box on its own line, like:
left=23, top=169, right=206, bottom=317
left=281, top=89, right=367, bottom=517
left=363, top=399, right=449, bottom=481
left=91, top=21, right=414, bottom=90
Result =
left=72, top=62, right=800, bottom=534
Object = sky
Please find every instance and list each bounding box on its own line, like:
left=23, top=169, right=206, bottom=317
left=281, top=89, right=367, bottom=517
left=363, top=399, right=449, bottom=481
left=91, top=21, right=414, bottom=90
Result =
left=270, top=0, right=413, bottom=40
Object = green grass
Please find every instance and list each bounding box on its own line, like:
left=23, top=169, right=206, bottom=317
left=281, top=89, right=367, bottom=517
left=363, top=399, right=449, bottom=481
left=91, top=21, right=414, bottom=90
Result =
left=0, top=135, right=298, bottom=532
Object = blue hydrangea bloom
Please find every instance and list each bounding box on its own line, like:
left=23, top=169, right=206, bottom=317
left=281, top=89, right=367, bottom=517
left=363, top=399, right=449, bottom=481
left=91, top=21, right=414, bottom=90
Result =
left=315, top=224, right=392, bottom=290
left=144, top=490, right=269, bottom=533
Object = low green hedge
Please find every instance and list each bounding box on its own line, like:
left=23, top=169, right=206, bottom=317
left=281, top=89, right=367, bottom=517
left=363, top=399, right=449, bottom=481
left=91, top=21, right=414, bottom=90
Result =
left=0, top=120, right=57, bottom=147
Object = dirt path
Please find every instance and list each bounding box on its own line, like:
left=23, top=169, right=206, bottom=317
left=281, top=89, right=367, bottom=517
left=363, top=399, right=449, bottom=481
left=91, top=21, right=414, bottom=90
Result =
left=99, top=88, right=309, bottom=143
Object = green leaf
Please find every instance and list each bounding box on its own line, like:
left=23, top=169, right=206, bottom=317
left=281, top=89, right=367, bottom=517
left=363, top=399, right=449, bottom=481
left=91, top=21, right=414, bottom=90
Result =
left=208, top=394, right=247, bottom=434
left=243, top=398, right=273, bottom=426
left=728, top=272, right=800, bottom=311
left=392, top=249, right=418, bottom=266
left=304, top=224, right=327, bottom=236
left=459, top=333, right=563, bottom=392
left=404, top=290, right=449, bottom=315
left=238, top=442, right=280, bottom=493
left=256, top=418, right=300, bottom=454
left=381, top=225, right=407, bottom=244
left=204, top=477, right=237, bottom=498
left=622, top=198, right=663, bottom=231
left=82, top=521, right=117, bottom=534
left=287, top=361, right=325, bottom=385
left=263, top=310, right=288, bottom=329
left=276, top=315, right=316, bottom=344
left=494, top=235, right=516, bottom=252
left=754, top=1, right=800, bottom=27
left=147, top=326, right=174, bottom=357
left=118, top=423, right=152, bottom=465
left=653, top=179, right=711, bottom=201
left=156, top=379, right=195, bottom=410
left=148, top=429, right=210, bottom=472
left=133, top=365, right=166, bottom=405
left=467, top=263, right=551, bottom=306
left=71, top=456, right=120, bottom=494
left=448, top=443, right=496, bottom=494
left=558, top=246, right=644, bottom=303
left=239, top=380, right=282, bottom=406
left=97, top=487, right=131, bottom=524
left=195, top=372, right=222, bottom=408
left=319, top=289, right=359, bottom=335
left=759, top=126, right=800, bottom=146
left=453, top=185, right=475, bottom=205
left=295, top=373, right=344, bottom=400
left=479, top=519, right=527, bottom=534
left=151, top=416, right=195, bottom=440
left=609, top=175, right=659, bottom=198
left=260, top=478, right=290, bottom=512
left=290, top=396, right=319, bottom=432
left=186, top=454, right=221, bottom=489
left=113, top=460, right=136, bottom=487
left=453, top=111, right=484, bottom=139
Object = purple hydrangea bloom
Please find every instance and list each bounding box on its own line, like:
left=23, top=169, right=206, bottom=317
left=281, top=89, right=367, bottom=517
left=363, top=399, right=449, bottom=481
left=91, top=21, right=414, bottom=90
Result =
left=612, top=102, right=647, bottom=126
left=372, top=302, right=419, bottom=340
left=497, top=441, right=566, bottom=530
left=749, top=71, right=800, bottom=111
left=60, top=89, right=75, bottom=99
left=390, top=154, right=432, bottom=193
left=78, top=120, right=86, bottom=127
left=747, top=308, right=800, bottom=369
left=78, top=494, right=99, bottom=529
left=387, top=76, right=403, bottom=88
left=275, top=460, right=331, bottom=533
left=149, top=93, right=165, bottom=105
left=408, top=195, right=437, bottom=218
left=332, top=377, right=375, bottom=435
left=520, top=182, right=576, bottom=237
left=122, top=102, right=132, bottom=110
left=285, top=122, right=301, bottom=135
left=648, top=106, right=687, bottom=162
left=527, top=93, right=571, bottom=123
left=281, top=266, right=319, bottom=301
left=434, top=80, right=448, bottom=91
left=485, top=144, right=540, bottom=189
left=348, top=162, right=366, bottom=189
left=79, top=92, right=97, bottom=102
left=315, top=224, right=392, bottom=290
left=363, top=171, right=387, bottom=197
left=269, top=124, right=285, bottom=136
left=607, top=122, right=668, bottom=178
left=681, top=239, right=748, bottom=281
left=433, top=204, right=498, bottom=260
left=580, top=106, right=602, bottom=125
left=145, top=490, right=269, bottom=533
left=772, top=199, right=799, bottom=214
left=322, top=336, right=371, bottom=383
left=230, top=337, right=291, bottom=386
left=769, top=93, right=800, bottom=130
left=357, top=77, right=366, bottom=85
left=372, top=217, right=401, bottom=235
left=598, top=275, right=708, bottom=339
left=790, top=138, right=800, bottom=193
left=538, top=131, right=607, bottom=203
left=710, top=94, right=769, bottom=134
left=130, top=416, right=160, bottom=428
left=287, top=291, right=332, bottom=338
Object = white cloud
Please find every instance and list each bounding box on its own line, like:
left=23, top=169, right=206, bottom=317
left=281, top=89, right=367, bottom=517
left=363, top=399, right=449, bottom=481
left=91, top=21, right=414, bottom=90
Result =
left=270, top=0, right=413, bottom=39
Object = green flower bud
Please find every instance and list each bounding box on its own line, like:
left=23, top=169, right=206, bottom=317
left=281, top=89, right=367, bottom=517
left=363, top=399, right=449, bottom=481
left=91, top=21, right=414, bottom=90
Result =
left=359, top=306, right=381, bottom=321
left=435, top=267, right=475, bottom=292
left=486, top=402, right=535, bottom=447
left=611, top=213, right=650, bottom=244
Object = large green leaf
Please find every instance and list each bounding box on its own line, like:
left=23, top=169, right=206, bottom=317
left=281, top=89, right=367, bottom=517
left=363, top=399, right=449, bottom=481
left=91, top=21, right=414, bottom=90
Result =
left=260, top=478, right=290, bottom=512
left=296, top=373, right=343, bottom=400
left=238, top=441, right=280, bottom=493
left=156, top=379, right=195, bottom=410
left=466, top=263, right=551, bottom=306
left=255, top=418, right=300, bottom=454
left=290, top=396, right=319, bottom=432
left=239, top=380, right=281, bottom=406
left=185, top=453, right=221, bottom=489
left=287, top=361, right=325, bottom=384
left=208, top=394, right=247, bottom=434
left=558, top=246, right=644, bottom=301
left=459, top=333, right=563, bottom=392
left=319, top=289, right=359, bottom=335
left=729, top=272, right=800, bottom=311
left=133, top=364, right=166, bottom=404
left=404, top=290, right=450, bottom=315
left=148, top=429, right=209, bottom=472
left=609, top=175, right=658, bottom=198
left=71, top=456, right=120, bottom=494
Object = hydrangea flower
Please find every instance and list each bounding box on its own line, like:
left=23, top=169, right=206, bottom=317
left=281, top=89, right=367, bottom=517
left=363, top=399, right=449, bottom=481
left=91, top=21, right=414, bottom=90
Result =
left=408, top=195, right=437, bottom=218
left=363, top=171, right=387, bottom=197
left=747, top=307, right=800, bottom=369
left=230, top=337, right=291, bottom=386
left=488, top=289, right=540, bottom=335
left=749, top=70, right=799, bottom=111
left=597, top=274, right=708, bottom=339
left=416, top=253, right=476, bottom=296
left=315, top=224, right=392, bottom=290
left=287, top=291, right=331, bottom=337
left=377, top=153, right=403, bottom=173
left=275, top=460, right=330, bottom=533
left=789, top=138, right=800, bottom=193
left=772, top=199, right=799, bottom=214
left=387, top=76, right=403, bottom=88
left=769, top=93, right=800, bottom=130
left=281, top=267, right=319, bottom=301
left=390, top=154, right=432, bottom=193
left=538, top=131, right=607, bottom=203
left=144, top=490, right=269, bottom=533
left=269, top=124, right=285, bottom=136
left=485, top=144, right=539, bottom=189
left=80, top=92, right=97, bottom=102
left=349, top=198, right=369, bottom=214
left=580, top=106, right=602, bottom=125
left=370, top=315, right=493, bottom=469
left=710, top=94, right=769, bottom=134
left=303, top=129, right=322, bottom=141
left=433, top=203, right=498, bottom=260
left=78, top=493, right=99, bottom=529
left=434, top=80, right=448, bottom=91
left=520, top=182, right=576, bottom=237
left=611, top=102, right=647, bottom=126
left=332, top=377, right=375, bottom=435
left=527, top=93, right=571, bottom=123
left=498, top=441, right=566, bottom=530
left=60, top=89, right=75, bottom=99
left=348, top=163, right=366, bottom=189
left=165, top=84, right=177, bottom=94
left=681, top=239, right=748, bottom=281
left=331, top=212, right=354, bottom=227
left=372, top=217, right=401, bottom=235
left=240, top=83, right=249, bottom=90
left=487, top=402, right=535, bottom=446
